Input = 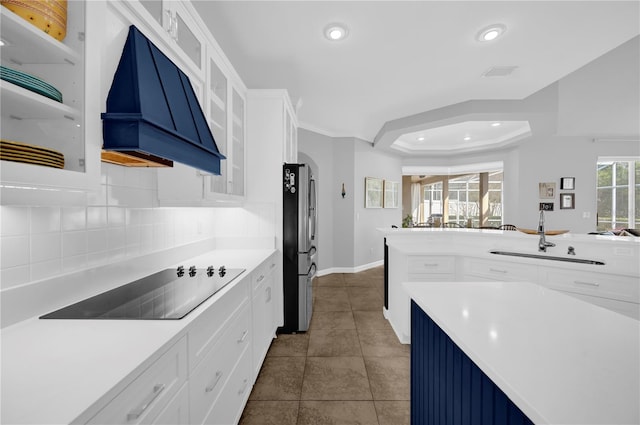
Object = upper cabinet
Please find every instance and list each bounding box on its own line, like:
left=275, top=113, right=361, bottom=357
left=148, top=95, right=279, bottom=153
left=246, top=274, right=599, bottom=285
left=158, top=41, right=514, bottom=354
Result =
left=132, top=0, right=204, bottom=80
left=0, top=2, right=103, bottom=203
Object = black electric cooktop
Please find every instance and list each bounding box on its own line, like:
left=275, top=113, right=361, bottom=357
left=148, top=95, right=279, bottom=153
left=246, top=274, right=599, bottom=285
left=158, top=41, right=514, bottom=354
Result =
left=40, top=266, right=245, bottom=320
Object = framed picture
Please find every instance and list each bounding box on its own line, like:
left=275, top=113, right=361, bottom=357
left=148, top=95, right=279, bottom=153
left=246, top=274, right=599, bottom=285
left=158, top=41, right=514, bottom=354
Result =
left=560, top=177, right=575, bottom=190
left=383, top=180, right=399, bottom=208
left=539, top=202, right=554, bottom=211
left=365, top=177, right=383, bottom=208
left=539, top=182, right=556, bottom=199
left=560, top=193, right=575, bottom=209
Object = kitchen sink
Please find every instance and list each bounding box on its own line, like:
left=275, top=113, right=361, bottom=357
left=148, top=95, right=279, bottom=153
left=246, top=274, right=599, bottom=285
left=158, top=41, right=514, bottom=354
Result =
left=489, top=250, right=605, bottom=265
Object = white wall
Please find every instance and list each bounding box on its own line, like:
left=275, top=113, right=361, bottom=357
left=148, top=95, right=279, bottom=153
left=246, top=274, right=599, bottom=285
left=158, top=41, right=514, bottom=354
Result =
left=298, top=130, right=402, bottom=272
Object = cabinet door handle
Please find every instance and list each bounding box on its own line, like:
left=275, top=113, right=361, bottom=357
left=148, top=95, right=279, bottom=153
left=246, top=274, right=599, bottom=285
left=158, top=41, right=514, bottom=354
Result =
left=269, top=262, right=276, bottom=270
left=205, top=371, right=223, bottom=393
left=574, top=280, right=600, bottom=287
left=163, top=10, right=172, bottom=34
left=237, top=330, right=249, bottom=344
left=265, top=286, right=272, bottom=302
left=489, top=268, right=508, bottom=273
left=238, top=378, right=249, bottom=395
left=127, top=384, right=165, bottom=420
left=257, top=274, right=265, bottom=283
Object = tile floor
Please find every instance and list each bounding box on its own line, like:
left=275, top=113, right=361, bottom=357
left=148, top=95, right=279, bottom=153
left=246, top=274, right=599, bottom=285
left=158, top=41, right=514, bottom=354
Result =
left=239, top=266, right=410, bottom=425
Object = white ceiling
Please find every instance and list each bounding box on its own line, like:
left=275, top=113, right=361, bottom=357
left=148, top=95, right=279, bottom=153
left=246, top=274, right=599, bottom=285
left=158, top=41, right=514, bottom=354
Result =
left=192, top=1, right=640, bottom=154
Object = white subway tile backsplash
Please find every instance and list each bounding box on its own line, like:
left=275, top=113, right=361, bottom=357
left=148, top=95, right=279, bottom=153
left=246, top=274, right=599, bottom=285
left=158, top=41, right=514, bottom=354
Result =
left=31, top=207, right=61, bottom=234
left=62, top=254, right=88, bottom=274
left=1, top=236, right=29, bottom=269
left=87, top=229, right=108, bottom=253
left=62, top=207, right=86, bottom=231
left=107, top=207, right=125, bottom=227
left=62, top=231, right=87, bottom=258
left=1, top=206, right=30, bottom=237
left=1, top=164, right=274, bottom=290
left=31, top=233, right=61, bottom=263
left=30, top=258, right=62, bottom=282
left=107, top=227, right=126, bottom=251
left=1, top=265, right=30, bottom=290
left=87, top=207, right=107, bottom=229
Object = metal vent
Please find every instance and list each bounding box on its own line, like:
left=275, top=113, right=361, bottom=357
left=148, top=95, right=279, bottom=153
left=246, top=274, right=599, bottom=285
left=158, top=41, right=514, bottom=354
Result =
left=482, top=66, right=518, bottom=77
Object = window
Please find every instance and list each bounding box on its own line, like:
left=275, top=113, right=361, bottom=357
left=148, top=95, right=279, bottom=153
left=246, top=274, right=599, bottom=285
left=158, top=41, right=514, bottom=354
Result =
left=422, top=183, right=442, bottom=221
left=597, top=158, right=639, bottom=230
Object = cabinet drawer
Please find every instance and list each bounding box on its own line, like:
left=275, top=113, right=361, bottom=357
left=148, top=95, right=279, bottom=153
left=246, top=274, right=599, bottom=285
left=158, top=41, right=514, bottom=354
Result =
left=541, top=268, right=639, bottom=303
left=203, top=347, right=253, bottom=425
left=559, top=290, right=640, bottom=320
left=407, top=256, right=454, bottom=274
left=464, top=258, right=538, bottom=282
left=87, top=337, right=187, bottom=425
left=151, top=382, right=189, bottom=425
left=189, top=300, right=251, bottom=425
left=188, top=277, right=249, bottom=370
left=252, top=253, right=277, bottom=292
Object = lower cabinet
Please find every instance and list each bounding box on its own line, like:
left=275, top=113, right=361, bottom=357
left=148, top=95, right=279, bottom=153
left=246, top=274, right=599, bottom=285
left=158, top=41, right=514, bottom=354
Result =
left=251, top=253, right=278, bottom=379
left=84, top=253, right=278, bottom=425
left=86, top=337, right=188, bottom=425
left=189, top=300, right=251, bottom=425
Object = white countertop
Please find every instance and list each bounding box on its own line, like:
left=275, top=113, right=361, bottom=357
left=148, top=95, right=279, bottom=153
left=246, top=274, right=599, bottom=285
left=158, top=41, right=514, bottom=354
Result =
left=404, top=281, right=640, bottom=425
left=1, top=248, right=274, bottom=425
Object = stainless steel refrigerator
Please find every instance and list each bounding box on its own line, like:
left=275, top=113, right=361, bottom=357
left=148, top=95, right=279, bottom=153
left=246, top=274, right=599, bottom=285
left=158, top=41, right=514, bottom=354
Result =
left=281, top=163, right=317, bottom=333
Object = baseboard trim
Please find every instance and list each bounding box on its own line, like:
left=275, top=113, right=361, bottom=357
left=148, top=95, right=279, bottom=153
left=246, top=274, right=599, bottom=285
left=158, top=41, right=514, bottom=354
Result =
left=317, top=260, right=383, bottom=277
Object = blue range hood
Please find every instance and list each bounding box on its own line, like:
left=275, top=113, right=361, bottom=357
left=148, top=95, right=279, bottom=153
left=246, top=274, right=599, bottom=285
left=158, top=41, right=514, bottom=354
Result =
left=101, top=26, right=224, bottom=174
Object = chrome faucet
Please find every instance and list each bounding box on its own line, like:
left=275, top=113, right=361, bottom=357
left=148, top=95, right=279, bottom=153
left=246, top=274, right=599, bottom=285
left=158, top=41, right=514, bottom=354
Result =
left=538, top=210, right=555, bottom=252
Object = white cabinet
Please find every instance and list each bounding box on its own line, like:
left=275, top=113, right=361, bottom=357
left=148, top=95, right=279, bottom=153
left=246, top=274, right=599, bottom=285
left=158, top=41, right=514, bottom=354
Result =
left=462, top=257, right=539, bottom=282
left=87, top=337, right=188, bottom=425
left=189, top=299, right=251, bottom=425
left=251, top=253, right=278, bottom=378
left=0, top=2, right=102, bottom=203
left=130, top=0, right=205, bottom=79
left=151, top=1, right=247, bottom=206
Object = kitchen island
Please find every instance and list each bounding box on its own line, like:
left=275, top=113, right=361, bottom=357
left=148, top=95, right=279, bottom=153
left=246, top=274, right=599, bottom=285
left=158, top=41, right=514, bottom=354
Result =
left=405, top=280, right=640, bottom=425
left=381, top=228, right=640, bottom=343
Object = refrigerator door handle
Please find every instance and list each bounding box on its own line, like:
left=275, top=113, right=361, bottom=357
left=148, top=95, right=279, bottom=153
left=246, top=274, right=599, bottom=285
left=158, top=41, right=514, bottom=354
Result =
left=309, top=178, right=317, bottom=242
left=299, top=245, right=316, bottom=256
left=307, top=263, right=317, bottom=278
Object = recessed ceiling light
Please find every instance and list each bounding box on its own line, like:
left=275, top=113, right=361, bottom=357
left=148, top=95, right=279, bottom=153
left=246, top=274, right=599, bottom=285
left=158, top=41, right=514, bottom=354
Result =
left=491, top=122, right=501, bottom=127
left=417, top=136, right=425, bottom=141
left=324, top=23, right=348, bottom=41
left=476, top=24, right=506, bottom=42
left=0, top=39, right=6, bottom=47
left=463, top=136, right=471, bottom=141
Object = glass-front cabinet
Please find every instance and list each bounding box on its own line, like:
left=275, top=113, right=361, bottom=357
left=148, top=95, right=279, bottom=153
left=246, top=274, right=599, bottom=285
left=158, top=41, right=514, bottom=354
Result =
left=231, top=88, right=245, bottom=196
left=0, top=1, right=102, bottom=203
left=132, top=0, right=204, bottom=80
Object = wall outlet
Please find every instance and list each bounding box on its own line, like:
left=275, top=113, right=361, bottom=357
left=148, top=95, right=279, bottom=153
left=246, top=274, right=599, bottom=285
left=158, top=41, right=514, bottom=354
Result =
left=582, top=212, right=591, bottom=218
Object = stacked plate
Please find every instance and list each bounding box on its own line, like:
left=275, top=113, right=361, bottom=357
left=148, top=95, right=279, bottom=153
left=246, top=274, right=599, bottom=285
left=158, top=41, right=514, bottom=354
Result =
left=1, top=0, right=67, bottom=41
left=0, top=139, right=65, bottom=169
left=0, top=65, right=62, bottom=103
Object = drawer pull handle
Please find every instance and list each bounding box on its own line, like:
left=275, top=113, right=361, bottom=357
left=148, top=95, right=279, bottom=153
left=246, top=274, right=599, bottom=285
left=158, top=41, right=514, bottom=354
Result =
left=489, top=268, right=508, bottom=273
left=574, top=280, right=600, bottom=287
left=265, top=286, right=272, bottom=302
left=127, top=383, right=165, bottom=420
left=237, top=330, right=249, bottom=344
left=205, top=371, right=223, bottom=393
left=238, top=378, right=249, bottom=395
left=257, top=275, right=265, bottom=283
left=423, top=263, right=438, bottom=267
left=270, top=262, right=276, bottom=269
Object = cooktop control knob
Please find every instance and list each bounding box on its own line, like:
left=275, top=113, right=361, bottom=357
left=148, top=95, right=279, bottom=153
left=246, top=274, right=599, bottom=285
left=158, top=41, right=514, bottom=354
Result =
left=177, top=265, right=185, bottom=277
left=206, top=266, right=215, bottom=277
left=189, top=265, right=197, bottom=277
left=218, top=265, right=226, bottom=277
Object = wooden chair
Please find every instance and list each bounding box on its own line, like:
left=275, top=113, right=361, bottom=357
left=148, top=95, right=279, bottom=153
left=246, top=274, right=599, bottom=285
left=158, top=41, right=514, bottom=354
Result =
left=499, top=224, right=517, bottom=231
left=478, top=226, right=499, bottom=230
